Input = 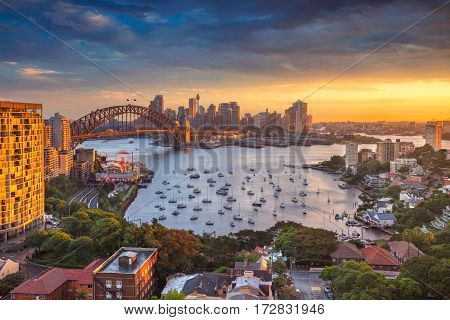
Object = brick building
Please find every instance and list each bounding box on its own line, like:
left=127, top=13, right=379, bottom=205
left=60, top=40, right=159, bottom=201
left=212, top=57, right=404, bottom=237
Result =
left=11, top=260, right=103, bottom=300
left=93, top=247, right=158, bottom=300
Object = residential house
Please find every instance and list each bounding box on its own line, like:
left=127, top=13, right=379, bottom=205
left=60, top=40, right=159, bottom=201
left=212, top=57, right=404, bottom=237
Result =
left=363, top=211, right=396, bottom=228
left=226, top=271, right=273, bottom=300
left=360, top=246, right=400, bottom=271
left=387, top=241, right=423, bottom=264
left=162, top=272, right=232, bottom=300
left=330, top=242, right=364, bottom=264
left=0, top=258, right=20, bottom=280
left=11, top=260, right=103, bottom=300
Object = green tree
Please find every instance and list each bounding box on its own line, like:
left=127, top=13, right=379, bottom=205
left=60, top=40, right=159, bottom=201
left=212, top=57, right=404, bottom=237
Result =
left=163, top=289, right=185, bottom=300
left=41, top=230, right=73, bottom=256
left=0, top=272, right=25, bottom=296
left=390, top=277, right=423, bottom=300
left=24, top=230, right=49, bottom=253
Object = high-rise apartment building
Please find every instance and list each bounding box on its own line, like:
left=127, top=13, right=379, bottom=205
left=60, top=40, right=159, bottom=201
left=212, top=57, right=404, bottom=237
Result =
left=376, top=139, right=400, bottom=164
left=425, top=121, right=443, bottom=151
left=48, top=112, right=71, bottom=151
left=93, top=247, right=158, bottom=300
left=44, top=124, right=52, bottom=148
left=44, top=147, right=59, bottom=180
left=345, top=143, right=359, bottom=168
left=285, top=100, right=308, bottom=133
left=0, top=101, right=45, bottom=242
left=149, top=95, right=164, bottom=113
left=58, top=150, right=73, bottom=176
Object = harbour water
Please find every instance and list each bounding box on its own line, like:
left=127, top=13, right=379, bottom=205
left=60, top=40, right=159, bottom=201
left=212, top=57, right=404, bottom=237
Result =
left=80, top=136, right=425, bottom=240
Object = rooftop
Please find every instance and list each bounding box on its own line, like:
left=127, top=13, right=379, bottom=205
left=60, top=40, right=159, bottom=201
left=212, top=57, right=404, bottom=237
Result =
left=387, top=241, right=423, bottom=260
left=11, top=259, right=103, bottom=295
left=330, top=242, right=364, bottom=260
left=95, top=247, right=157, bottom=275
left=360, top=246, right=399, bottom=266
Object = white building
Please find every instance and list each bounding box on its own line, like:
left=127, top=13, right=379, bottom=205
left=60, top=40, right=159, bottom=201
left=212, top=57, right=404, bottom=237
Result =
left=345, top=143, right=359, bottom=168
left=390, top=158, right=423, bottom=175
left=0, top=258, right=20, bottom=280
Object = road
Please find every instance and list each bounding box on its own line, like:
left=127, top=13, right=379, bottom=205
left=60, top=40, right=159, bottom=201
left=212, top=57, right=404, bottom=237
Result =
left=69, top=186, right=100, bottom=209
left=290, top=268, right=327, bottom=300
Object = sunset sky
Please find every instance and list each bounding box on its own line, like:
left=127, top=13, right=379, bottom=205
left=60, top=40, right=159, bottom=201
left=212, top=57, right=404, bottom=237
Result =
left=0, top=0, right=449, bottom=121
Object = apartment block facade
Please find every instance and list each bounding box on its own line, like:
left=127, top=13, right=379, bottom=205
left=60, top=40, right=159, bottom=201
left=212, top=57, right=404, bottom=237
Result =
left=0, top=101, right=45, bottom=242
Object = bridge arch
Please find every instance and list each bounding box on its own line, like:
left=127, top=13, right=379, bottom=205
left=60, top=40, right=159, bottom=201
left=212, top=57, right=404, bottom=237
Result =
left=70, top=104, right=184, bottom=147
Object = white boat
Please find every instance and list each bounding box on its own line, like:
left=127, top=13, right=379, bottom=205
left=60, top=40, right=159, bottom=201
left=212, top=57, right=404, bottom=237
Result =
left=291, top=197, right=298, bottom=203
left=190, top=215, right=198, bottom=221
left=171, top=210, right=180, bottom=216
left=187, top=184, right=194, bottom=188
left=218, top=209, right=225, bottom=215
left=218, top=173, right=224, bottom=177
left=230, top=222, right=236, bottom=227
left=248, top=218, right=255, bottom=224
left=188, top=194, right=195, bottom=199
left=193, top=188, right=201, bottom=194
left=260, top=197, right=266, bottom=202
left=158, top=214, right=167, bottom=220
left=206, top=220, right=214, bottom=226
left=302, top=209, right=307, bottom=214
left=160, top=194, right=167, bottom=199
left=247, top=190, right=255, bottom=196
left=193, top=198, right=202, bottom=211
left=224, top=203, right=232, bottom=210
left=190, top=173, right=200, bottom=179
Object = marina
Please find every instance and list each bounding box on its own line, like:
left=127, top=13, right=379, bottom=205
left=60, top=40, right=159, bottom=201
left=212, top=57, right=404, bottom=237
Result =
left=80, top=137, right=393, bottom=240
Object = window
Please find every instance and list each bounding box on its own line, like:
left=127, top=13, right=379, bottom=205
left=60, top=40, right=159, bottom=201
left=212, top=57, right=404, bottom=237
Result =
left=116, top=292, right=122, bottom=299
left=106, top=291, right=112, bottom=299
left=88, top=284, right=93, bottom=289
left=105, top=280, right=112, bottom=288
left=116, top=280, right=122, bottom=289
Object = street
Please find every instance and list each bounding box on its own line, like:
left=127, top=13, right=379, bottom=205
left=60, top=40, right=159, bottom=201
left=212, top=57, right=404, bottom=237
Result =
left=69, top=186, right=100, bottom=210
left=290, top=267, right=327, bottom=300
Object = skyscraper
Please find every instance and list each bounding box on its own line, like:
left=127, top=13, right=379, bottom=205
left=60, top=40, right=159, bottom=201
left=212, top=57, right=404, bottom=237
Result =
left=376, top=139, right=400, bottom=164
left=230, top=102, right=240, bottom=127
left=188, top=98, right=197, bottom=119
left=0, top=101, right=45, bottom=242
left=285, top=100, right=308, bottom=133
left=425, top=121, right=443, bottom=151
left=149, top=95, right=164, bottom=113
left=345, top=143, right=359, bottom=168
left=48, top=112, right=71, bottom=151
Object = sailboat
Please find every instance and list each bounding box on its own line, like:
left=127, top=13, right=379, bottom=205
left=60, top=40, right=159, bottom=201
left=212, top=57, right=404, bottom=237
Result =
left=327, top=192, right=331, bottom=203
left=202, top=188, right=212, bottom=203
left=273, top=199, right=278, bottom=217
left=218, top=199, right=225, bottom=214
left=317, top=183, right=320, bottom=194
left=168, top=189, right=177, bottom=203
left=280, top=194, right=285, bottom=209
left=292, top=187, right=298, bottom=203
left=233, top=204, right=243, bottom=220
left=193, top=197, right=202, bottom=211
left=177, top=194, right=186, bottom=208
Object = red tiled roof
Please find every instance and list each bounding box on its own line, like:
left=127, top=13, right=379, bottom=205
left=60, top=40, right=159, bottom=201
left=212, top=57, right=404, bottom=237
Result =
left=387, top=241, right=423, bottom=260
left=11, top=259, right=103, bottom=295
left=360, top=246, right=400, bottom=266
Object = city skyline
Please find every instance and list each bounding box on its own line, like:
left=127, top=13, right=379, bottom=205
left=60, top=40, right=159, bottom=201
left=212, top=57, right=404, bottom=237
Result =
left=0, top=0, right=449, bottom=121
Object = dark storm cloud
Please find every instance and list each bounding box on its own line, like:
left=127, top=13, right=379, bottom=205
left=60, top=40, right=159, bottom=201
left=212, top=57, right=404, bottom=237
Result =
left=0, top=0, right=448, bottom=89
